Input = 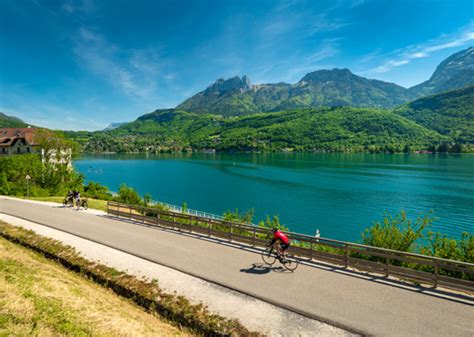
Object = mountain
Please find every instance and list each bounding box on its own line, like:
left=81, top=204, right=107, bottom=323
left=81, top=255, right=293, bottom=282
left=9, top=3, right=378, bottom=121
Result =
left=177, top=76, right=261, bottom=116
left=177, top=69, right=411, bottom=116
left=396, top=85, right=474, bottom=143
left=71, top=83, right=474, bottom=154
left=75, top=107, right=444, bottom=153
left=283, top=68, right=411, bottom=109
left=177, top=47, right=474, bottom=116
left=103, top=122, right=127, bottom=131
left=0, top=113, right=28, bottom=128
left=409, top=47, right=474, bottom=97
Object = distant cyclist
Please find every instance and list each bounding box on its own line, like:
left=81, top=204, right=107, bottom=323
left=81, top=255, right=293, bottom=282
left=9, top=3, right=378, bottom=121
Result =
left=72, top=190, right=81, bottom=209
left=66, top=190, right=74, bottom=205
left=268, top=228, right=291, bottom=261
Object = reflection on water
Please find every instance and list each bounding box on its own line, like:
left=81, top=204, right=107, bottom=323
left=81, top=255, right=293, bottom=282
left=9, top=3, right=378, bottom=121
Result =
left=74, top=153, right=474, bottom=242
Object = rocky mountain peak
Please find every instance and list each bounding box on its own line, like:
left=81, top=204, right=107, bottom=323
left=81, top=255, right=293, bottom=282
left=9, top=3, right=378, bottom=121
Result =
left=431, top=46, right=474, bottom=79
left=409, top=46, right=474, bottom=96
left=299, top=68, right=355, bottom=83
left=204, top=75, right=251, bottom=94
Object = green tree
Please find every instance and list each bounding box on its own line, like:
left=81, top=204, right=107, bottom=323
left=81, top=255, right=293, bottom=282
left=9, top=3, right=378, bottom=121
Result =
left=361, top=210, right=434, bottom=252
left=116, top=184, right=142, bottom=205
left=422, top=232, right=474, bottom=263
left=84, top=182, right=112, bottom=200
left=450, top=143, right=463, bottom=153
left=223, top=208, right=255, bottom=224
left=258, top=215, right=288, bottom=232
left=143, top=193, right=152, bottom=207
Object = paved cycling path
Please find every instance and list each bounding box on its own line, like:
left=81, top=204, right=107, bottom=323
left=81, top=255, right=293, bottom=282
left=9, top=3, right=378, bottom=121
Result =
left=1, top=197, right=473, bottom=337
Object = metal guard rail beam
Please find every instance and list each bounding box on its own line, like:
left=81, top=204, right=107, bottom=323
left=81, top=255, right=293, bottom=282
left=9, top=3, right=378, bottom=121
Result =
left=106, top=201, right=474, bottom=293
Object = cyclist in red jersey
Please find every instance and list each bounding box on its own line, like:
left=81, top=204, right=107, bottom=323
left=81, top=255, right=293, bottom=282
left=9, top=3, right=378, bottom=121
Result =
left=268, top=228, right=291, bottom=261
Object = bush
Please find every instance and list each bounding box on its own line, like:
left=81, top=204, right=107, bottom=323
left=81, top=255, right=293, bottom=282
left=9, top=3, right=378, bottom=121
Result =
left=115, top=183, right=143, bottom=205
left=361, top=210, right=434, bottom=252
left=84, top=182, right=113, bottom=200
left=421, top=232, right=474, bottom=263
left=223, top=208, right=255, bottom=224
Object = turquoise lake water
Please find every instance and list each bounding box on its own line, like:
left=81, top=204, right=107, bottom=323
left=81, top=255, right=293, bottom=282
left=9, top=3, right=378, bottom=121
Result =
left=74, top=153, right=474, bottom=242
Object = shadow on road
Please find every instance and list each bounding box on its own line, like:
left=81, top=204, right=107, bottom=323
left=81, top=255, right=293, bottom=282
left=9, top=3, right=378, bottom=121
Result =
left=240, top=263, right=292, bottom=275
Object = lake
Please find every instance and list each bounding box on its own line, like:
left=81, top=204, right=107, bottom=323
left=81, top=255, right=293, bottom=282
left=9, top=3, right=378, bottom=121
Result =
left=74, top=153, right=474, bottom=242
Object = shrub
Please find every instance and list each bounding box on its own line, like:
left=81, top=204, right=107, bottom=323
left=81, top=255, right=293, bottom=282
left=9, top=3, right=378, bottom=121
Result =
left=361, top=210, right=434, bottom=252
left=115, top=183, right=143, bottom=205
left=84, top=181, right=113, bottom=200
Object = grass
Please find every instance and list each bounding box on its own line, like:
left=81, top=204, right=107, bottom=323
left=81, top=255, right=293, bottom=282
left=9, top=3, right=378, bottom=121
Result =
left=0, top=234, right=190, bottom=336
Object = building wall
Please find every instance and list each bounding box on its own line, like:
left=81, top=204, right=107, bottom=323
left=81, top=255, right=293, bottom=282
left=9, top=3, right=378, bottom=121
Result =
left=0, top=144, right=37, bottom=155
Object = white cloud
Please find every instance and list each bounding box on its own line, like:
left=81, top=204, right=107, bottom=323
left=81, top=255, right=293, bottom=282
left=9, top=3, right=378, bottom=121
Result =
left=410, top=52, right=428, bottom=59
left=386, top=59, right=409, bottom=67
left=73, top=27, right=168, bottom=102
left=361, top=22, right=474, bottom=75
left=62, top=0, right=96, bottom=14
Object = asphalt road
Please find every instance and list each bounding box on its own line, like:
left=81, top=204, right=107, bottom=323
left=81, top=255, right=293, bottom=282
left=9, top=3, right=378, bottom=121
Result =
left=1, top=197, right=473, bottom=337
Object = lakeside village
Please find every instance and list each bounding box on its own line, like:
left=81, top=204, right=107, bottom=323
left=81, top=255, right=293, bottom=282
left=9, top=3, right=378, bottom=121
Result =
left=0, top=127, right=72, bottom=166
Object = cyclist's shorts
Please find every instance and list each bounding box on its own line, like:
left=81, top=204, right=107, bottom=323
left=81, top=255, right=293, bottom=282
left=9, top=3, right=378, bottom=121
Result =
left=281, top=243, right=290, bottom=250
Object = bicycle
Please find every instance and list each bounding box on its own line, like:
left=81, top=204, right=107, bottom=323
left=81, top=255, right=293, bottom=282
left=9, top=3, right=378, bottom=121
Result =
left=74, top=197, right=89, bottom=210
left=63, top=196, right=74, bottom=207
left=261, top=245, right=299, bottom=271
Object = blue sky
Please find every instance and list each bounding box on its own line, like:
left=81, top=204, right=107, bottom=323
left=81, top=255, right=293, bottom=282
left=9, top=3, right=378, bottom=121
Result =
left=1, top=0, right=473, bottom=130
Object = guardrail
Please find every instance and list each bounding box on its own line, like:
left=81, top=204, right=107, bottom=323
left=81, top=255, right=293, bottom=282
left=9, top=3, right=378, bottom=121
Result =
left=149, top=201, right=224, bottom=220
left=107, top=201, right=474, bottom=293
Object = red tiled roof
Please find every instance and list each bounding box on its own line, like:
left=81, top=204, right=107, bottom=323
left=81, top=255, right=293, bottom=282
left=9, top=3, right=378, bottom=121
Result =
left=0, top=127, right=38, bottom=147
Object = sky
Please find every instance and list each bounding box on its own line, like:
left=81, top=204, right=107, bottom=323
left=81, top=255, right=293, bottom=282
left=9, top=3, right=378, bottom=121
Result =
left=0, top=0, right=473, bottom=130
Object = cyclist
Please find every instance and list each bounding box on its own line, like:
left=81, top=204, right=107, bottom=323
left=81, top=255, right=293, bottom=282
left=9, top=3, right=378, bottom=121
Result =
left=72, top=190, right=81, bottom=210
left=268, top=228, right=291, bottom=261
left=65, top=190, right=73, bottom=206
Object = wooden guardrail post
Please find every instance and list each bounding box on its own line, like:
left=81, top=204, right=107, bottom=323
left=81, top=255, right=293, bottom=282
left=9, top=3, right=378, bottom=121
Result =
left=434, top=261, right=439, bottom=288
left=252, top=227, right=256, bottom=247
left=344, top=244, right=349, bottom=268
left=385, top=258, right=390, bottom=277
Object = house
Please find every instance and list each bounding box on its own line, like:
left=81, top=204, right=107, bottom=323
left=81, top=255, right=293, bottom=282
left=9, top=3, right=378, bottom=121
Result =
left=0, top=127, right=38, bottom=155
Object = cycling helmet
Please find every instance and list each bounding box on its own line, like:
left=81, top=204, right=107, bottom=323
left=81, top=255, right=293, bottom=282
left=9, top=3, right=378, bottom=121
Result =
left=272, top=228, right=278, bottom=232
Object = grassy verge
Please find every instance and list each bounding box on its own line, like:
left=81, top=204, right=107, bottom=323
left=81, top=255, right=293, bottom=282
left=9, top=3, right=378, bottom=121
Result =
left=0, top=234, right=191, bottom=336
left=17, top=196, right=108, bottom=212
left=0, top=222, right=261, bottom=336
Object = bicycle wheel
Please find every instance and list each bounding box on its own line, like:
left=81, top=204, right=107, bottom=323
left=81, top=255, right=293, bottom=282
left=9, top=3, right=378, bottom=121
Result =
left=282, top=255, right=299, bottom=271
left=261, top=247, right=277, bottom=265
left=82, top=200, right=88, bottom=210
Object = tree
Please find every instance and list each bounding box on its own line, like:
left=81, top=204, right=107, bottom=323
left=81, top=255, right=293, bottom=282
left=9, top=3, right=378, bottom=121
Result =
left=437, top=142, right=450, bottom=153
left=361, top=210, right=434, bottom=252
left=450, top=143, right=463, bottom=153
left=223, top=208, right=255, bottom=224
left=116, top=184, right=142, bottom=205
